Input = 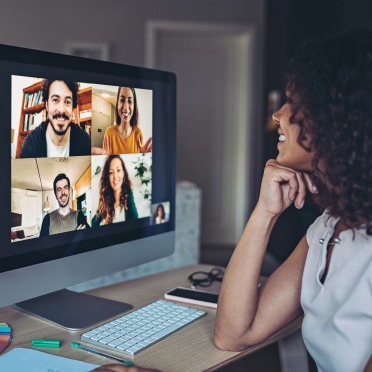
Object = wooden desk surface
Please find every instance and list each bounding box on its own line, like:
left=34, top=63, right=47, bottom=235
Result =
left=0, top=264, right=302, bottom=371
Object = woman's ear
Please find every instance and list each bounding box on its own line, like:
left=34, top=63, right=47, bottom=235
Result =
left=302, top=134, right=313, bottom=151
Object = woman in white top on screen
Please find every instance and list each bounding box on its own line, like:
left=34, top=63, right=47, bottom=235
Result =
left=92, top=155, right=138, bottom=226
left=154, top=204, right=166, bottom=224
left=214, top=28, right=372, bottom=372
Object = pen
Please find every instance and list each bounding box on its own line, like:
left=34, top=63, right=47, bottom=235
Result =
left=71, top=342, right=134, bottom=366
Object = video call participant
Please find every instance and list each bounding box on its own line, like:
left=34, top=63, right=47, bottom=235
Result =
left=92, top=155, right=138, bottom=226
left=91, top=87, right=152, bottom=155
left=20, top=79, right=91, bottom=158
left=154, top=203, right=166, bottom=224
left=40, top=173, right=90, bottom=236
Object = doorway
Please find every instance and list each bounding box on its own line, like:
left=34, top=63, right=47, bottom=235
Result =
left=146, top=21, right=256, bottom=250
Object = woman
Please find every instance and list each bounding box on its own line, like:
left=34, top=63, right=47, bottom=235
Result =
left=92, top=87, right=152, bottom=155
left=154, top=204, right=166, bottom=224
left=91, top=29, right=372, bottom=372
left=215, top=28, right=372, bottom=372
left=92, top=155, right=138, bottom=226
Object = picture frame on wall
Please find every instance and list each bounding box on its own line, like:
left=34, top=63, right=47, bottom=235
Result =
left=65, top=42, right=109, bottom=61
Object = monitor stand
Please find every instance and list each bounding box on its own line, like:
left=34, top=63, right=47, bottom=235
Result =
left=14, top=289, right=133, bottom=330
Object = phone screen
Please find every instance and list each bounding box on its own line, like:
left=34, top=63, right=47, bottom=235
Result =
left=167, top=288, right=219, bottom=303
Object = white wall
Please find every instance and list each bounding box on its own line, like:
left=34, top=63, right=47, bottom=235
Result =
left=11, top=188, right=43, bottom=228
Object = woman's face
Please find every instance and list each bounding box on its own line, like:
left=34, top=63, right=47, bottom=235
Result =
left=158, top=207, right=164, bottom=218
left=109, top=157, right=125, bottom=193
left=273, top=102, right=314, bottom=171
left=117, top=87, right=134, bottom=126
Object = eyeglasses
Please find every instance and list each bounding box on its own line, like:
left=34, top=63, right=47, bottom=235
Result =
left=188, top=267, right=225, bottom=288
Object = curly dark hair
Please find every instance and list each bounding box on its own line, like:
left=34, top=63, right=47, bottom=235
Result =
left=286, top=28, right=372, bottom=234
left=41, top=79, right=80, bottom=108
left=115, top=87, right=139, bottom=127
left=96, top=155, right=133, bottom=224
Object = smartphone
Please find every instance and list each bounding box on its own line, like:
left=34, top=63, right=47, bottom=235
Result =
left=164, top=287, right=219, bottom=308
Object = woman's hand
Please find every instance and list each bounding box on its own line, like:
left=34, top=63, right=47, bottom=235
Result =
left=137, top=137, right=152, bottom=153
left=92, top=136, right=110, bottom=155
left=256, top=159, right=318, bottom=218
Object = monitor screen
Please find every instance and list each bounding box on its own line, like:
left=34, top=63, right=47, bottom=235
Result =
left=0, top=44, right=176, bottom=326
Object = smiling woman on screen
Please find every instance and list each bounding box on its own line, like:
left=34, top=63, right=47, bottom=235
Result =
left=92, top=155, right=138, bottom=226
left=92, top=87, right=152, bottom=155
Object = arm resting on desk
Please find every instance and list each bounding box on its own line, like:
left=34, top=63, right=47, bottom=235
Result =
left=214, top=207, right=307, bottom=351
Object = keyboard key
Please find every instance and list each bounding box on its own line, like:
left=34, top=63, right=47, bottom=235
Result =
left=108, top=339, right=126, bottom=347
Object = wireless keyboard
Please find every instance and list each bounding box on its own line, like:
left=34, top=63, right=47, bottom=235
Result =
left=81, top=299, right=206, bottom=355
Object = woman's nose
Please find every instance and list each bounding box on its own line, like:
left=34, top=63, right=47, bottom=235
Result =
left=272, top=105, right=283, bottom=124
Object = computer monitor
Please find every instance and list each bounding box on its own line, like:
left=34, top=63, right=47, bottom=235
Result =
left=0, top=44, right=176, bottom=329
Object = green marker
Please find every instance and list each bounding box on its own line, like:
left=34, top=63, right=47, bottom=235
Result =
left=71, top=342, right=134, bottom=366
left=32, top=339, right=61, bottom=348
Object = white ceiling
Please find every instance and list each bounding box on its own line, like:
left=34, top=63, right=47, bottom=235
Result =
left=12, top=157, right=91, bottom=191
left=93, top=85, right=117, bottom=107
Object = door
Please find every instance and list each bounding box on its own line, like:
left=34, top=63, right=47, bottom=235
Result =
left=91, top=111, right=110, bottom=148
left=146, top=22, right=255, bottom=246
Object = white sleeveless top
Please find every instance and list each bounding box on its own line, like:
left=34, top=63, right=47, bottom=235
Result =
left=301, top=212, right=372, bottom=372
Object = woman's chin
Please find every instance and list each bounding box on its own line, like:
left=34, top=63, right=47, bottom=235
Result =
left=276, top=154, right=292, bottom=168
left=276, top=155, right=312, bottom=172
